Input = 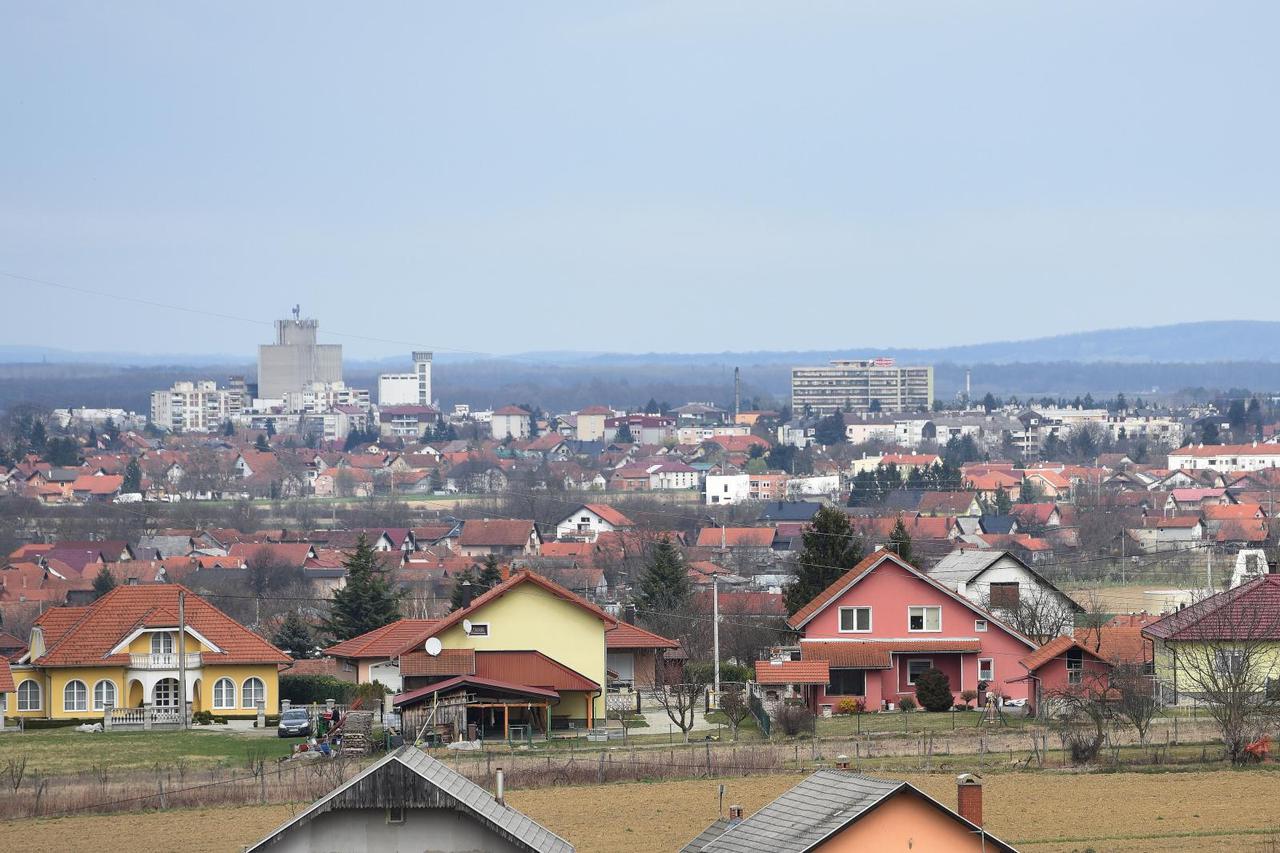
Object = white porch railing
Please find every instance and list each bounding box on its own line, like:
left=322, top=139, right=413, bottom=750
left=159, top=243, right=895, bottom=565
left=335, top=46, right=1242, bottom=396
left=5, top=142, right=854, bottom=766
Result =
left=106, top=705, right=183, bottom=730
left=128, top=652, right=202, bottom=670
left=108, top=707, right=147, bottom=727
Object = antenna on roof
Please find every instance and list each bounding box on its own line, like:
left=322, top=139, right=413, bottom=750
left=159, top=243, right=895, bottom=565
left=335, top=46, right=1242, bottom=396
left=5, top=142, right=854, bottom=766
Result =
left=292, top=304, right=301, bottom=321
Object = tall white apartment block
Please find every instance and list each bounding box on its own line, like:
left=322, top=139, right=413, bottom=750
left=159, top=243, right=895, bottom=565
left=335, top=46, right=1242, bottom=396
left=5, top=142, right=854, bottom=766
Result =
left=379, top=351, right=433, bottom=406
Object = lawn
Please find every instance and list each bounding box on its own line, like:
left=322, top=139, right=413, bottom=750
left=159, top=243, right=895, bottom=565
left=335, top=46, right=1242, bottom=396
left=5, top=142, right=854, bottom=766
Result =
left=815, top=708, right=1036, bottom=737
left=0, top=728, right=294, bottom=775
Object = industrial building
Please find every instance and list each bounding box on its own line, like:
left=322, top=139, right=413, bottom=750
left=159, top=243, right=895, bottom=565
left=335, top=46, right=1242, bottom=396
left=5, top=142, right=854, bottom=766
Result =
left=257, top=313, right=343, bottom=400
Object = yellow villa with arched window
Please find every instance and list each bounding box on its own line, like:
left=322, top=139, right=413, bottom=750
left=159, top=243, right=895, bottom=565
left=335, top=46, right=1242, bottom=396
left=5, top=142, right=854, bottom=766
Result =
left=7, top=584, right=289, bottom=723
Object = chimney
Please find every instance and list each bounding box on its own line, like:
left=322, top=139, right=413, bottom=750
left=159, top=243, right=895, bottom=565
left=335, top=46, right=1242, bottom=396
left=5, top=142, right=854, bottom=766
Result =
left=956, top=773, right=982, bottom=827
left=460, top=580, right=473, bottom=608
left=728, top=804, right=744, bottom=823
left=834, top=754, right=850, bottom=770
left=495, top=768, right=505, bottom=806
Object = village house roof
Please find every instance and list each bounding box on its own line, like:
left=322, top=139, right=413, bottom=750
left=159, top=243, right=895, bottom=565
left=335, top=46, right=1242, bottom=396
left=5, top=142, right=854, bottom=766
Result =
left=247, top=746, right=573, bottom=853
left=1019, top=635, right=1110, bottom=673
left=0, top=658, right=14, bottom=693
left=493, top=405, right=533, bottom=416
left=577, top=503, right=634, bottom=527
left=31, top=585, right=288, bottom=668
left=606, top=622, right=680, bottom=650
left=458, top=519, right=539, bottom=547
left=916, top=491, right=979, bottom=515
left=325, top=619, right=440, bottom=660
left=1074, top=625, right=1152, bottom=666
left=1144, top=574, right=1280, bottom=642
left=1170, top=442, right=1280, bottom=458
left=694, top=527, right=775, bottom=549
left=753, top=659, right=830, bottom=685
left=800, top=639, right=983, bottom=669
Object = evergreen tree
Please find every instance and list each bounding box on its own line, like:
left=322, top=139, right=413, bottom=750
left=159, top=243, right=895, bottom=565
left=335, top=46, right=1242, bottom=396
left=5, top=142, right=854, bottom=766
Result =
left=644, top=398, right=661, bottom=414
left=784, top=506, right=865, bottom=615
left=265, top=419, right=277, bottom=437
left=29, top=420, right=47, bottom=453
left=613, top=424, right=635, bottom=444
left=103, top=416, right=119, bottom=445
left=814, top=412, right=846, bottom=447
left=984, top=485, right=1013, bottom=516
left=123, top=458, right=142, bottom=493
left=914, top=667, right=953, bottom=712
left=324, top=534, right=403, bottom=641
left=272, top=610, right=317, bottom=658
left=887, top=517, right=914, bottom=564
left=981, top=392, right=997, bottom=413
left=476, top=555, right=503, bottom=591
left=254, top=433, right=271, bottom=452
left=46, top=437, right=80, bottom=466
left=635, top=537, right=691, bottom=615
left=449, top=568, right=478, bottom=611
left=91, top=564, right=117, bottom=600
left=223, top=419, right=235, bottom=437
left=87, top=426, right=98, bottom=447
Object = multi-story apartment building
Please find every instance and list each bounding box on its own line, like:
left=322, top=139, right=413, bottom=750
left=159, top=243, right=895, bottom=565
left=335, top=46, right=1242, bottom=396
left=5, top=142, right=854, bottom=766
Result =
left=150, top=380, right=244, bottom=433
left=282, top=382, right=370, bottom=414
left=257, top=314, right=343, bottom=400
left=791, top=359, right=933, bottom=415
left=378, top=351, right=433, bottom=406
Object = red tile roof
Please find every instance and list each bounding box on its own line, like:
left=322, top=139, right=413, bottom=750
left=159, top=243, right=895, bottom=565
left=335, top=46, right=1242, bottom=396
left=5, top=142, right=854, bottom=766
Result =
left=800, top=642, right=892, bottom=669
left=1074, top=626, right=1151, bottom=666
left=325, top=619, right=439, bottom=660
left=33, top=585, right=289, bottom=667
left=754, top=660, right=830, bottom=685
left=227, top=542, right=316, bottom=566
left=606, top=622, right=679, bottom=650
left=580, top=503, right=634, bottom=528
left=399, top=648, right=476, bottom=677
left=474, top=650, right=598, bottom=692
left=458, top=519, right=538, bottom=547
left=0, top=658, right=14, bottom=692
left=1019, top=636, right=1108, bottom=672
left=694, top=527, right=775, bottom=548
left=1171, top=443, right=1280, bottom=458
left=1144, top=574, right=1280, bottom=642
left=394, top=675, right=558, bottom=706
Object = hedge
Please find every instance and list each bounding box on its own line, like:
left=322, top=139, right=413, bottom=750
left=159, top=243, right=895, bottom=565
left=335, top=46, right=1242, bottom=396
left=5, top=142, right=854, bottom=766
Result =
left=279, top=675, right=358, bottom=705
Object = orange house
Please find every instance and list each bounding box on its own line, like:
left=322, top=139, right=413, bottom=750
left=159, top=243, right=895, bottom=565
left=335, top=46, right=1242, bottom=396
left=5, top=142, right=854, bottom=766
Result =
left=685, top=770, right=1017, bottom=852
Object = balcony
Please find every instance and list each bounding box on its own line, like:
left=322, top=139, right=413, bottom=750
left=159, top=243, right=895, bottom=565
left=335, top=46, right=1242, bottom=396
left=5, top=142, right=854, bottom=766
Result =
left=129, top=652, right=202, bottom=670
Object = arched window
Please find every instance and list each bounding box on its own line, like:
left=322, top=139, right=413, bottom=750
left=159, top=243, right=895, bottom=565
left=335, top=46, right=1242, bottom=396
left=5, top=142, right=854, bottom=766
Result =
left=151, top=632, right=174, bottom=656
left=63, top=679, right=87, bottom=713
left=93, top=680, right=117, bottom=711
left=17, top=680, right=40, bottom=712
left=242, top=677, right=265, bottom=709
left=213, top=677, right=235, bottom=709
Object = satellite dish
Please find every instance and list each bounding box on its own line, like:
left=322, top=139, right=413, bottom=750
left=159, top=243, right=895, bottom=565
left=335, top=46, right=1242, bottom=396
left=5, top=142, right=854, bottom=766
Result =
left=424, top=637, right=442, bottom=657
left=462, top=619, right=473, bottom=635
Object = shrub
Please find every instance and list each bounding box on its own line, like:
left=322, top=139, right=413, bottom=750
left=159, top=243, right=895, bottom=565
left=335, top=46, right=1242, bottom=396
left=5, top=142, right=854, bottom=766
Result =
left=773, top=703, right=816, bottom=736
left=897, top=695, right=917, bottom=712
left=959, top=689, right=979, bottom=709
left=686, top=661, right=753, bottom=685
left=279, top=674, right=357, bottom=705
left=192, top=710, right=215, bottom=725
left=835, top=698, right=864, bottom=716
left=914, top=668, right=953, bottom=712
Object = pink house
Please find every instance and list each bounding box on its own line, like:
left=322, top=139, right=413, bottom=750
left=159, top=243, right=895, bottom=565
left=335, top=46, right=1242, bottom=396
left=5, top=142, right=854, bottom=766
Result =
left=1015, top=635, right=1112, bottom=714
left=787, top=552, right=1037, bottom=710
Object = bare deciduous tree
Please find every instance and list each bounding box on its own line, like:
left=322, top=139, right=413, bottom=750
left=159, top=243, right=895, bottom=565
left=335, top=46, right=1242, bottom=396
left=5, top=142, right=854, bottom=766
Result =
left=716, top=683, right=752, bottom=741
left=649, top=665, right=707, bottom=744
left=982, top=587, right=1078, bottom=645
left=1111, top=662, right=1160, bottom=746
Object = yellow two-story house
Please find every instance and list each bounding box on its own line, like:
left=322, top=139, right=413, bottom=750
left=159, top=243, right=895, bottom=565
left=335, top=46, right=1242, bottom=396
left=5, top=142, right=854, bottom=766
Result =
left=8, top=584, right=289, bottom=722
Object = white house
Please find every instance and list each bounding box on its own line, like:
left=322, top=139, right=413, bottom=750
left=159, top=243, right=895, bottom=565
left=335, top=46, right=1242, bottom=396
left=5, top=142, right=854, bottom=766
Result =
left=491, top=406, right=533, bottom=440
left=1167, top=442, right=1280, bottom=472
left=649, top=462, right=700, bottom=490
left=553, top=504, right=635, bottom=541
left=705, top=473, right=751, bottom=505
left=928, top=549, right=1081, bottom=630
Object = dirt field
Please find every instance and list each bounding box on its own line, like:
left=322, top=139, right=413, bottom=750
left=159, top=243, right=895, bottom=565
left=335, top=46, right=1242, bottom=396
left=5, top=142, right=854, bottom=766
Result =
left=4, top=769, right=1280, bottom=851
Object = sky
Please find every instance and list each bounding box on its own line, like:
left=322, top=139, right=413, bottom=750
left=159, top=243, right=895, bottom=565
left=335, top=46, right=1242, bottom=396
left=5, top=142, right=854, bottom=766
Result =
left=2, top=2, right=1278, bottom=359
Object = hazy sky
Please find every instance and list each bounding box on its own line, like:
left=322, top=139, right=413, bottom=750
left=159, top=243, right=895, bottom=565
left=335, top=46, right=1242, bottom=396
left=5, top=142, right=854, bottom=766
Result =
left=3, top=3, right=1277, bottom=358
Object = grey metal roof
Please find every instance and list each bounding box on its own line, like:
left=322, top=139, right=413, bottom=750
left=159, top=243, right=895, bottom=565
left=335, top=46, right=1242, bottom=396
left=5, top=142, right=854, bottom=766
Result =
left=694, top=771, right=1019, bottom=853
left=246, top=746, right=574, bottom=853
left=681, top=818, right=733, bottom=852
left=927, top=549, right=1007, bottom=592
left=135, top=535, right=193, bottom=558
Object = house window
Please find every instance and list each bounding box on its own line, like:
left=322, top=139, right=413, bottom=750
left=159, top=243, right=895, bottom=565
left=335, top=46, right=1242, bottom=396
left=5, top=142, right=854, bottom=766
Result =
left=974, top=619, right=988, bottom=632
left=978, top=659, right=994, bottom=682
left=468, top=623, right=489, bottom=637
left=152, top=632, right=175, bottom=656
left=838, top=607, right=872, bottom=633
left=1215, top=649, right=1245, bottom=677
left=213, top=677, right=236, bottom=709
left=93, top=680, right=117, bottom=711
left=989, top=582, right=1020, bottom=609
left=1067, top=647, right=1084, bottom=685
left=908, top=606, right=942, bottom=632
left=386, top=806, right=406, bottom=825
left=17, top=680, right=40, bottom=712
left=907, top=659, right=933, bottom=685
left=829, top=669, right=866, bottom=696
left=63, top=679, right=88, bottom=713
left=242, top=677, right=266, bottom=709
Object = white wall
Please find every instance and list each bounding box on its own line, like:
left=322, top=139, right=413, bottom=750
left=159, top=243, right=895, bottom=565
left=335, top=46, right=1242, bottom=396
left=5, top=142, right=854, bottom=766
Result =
left=266, top=807, right=527, bottom=853
left=705, top=474, right=751, bottom=505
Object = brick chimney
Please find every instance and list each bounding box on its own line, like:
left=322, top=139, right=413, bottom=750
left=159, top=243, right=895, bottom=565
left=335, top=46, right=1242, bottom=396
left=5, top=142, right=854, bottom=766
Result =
left=834, top=754, right=850, bottom=770
left=728, top=804, right=744, bottom=823
left=956, top=773, right=982, bottom=827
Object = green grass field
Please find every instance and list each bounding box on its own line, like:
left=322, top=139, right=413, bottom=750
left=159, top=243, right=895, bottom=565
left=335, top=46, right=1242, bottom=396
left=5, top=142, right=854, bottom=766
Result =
left=0, top=728, right=295, bottom=775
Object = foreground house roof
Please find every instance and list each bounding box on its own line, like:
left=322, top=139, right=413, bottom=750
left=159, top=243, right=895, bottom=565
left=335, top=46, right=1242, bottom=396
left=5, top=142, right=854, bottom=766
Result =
left=688, top=770, right=1016, bottom=853
left=1143, top=574, right=1280, bottom=642
left=247, top=746, right=573, bottom=853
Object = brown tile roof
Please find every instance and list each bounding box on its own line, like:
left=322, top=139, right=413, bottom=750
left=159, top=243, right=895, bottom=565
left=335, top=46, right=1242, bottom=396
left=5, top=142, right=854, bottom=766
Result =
left=33, top=585, right=289, bottom=667
left=1074, top=626, right=1151, bottom=666
left=694, top=527, right=775, bottom=548
left=400, top=648, right=476, bottom=677
left=281, top=658, right=346, bottom=678
left=458, top=519, right=538, bottom=547
left=800, top=642, right=893, bottom=669
left=1019, top=635, right=1108, bottom=672
left=754, top=659, right=830, bottom=685
left=606, top=622, right=679, bottom=650
left=474, top=650, right=598, bottom=692
left=325, top=619, right=439, bottom=659
left=580, top=503, right=634, bottom=528
left=227, top=542, right=316, bottom=566
left=0, top=658, right=13, bottom=692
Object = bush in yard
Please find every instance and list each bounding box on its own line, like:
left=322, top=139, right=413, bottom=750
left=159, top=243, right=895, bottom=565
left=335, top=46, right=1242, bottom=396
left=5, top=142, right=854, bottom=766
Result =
left=959, top=689, right=979, bottom=709
left=835, top=698, right=864, bottom=715
left=279, top=674, right=357, bottom=705
left=773, top=702, right=816, bottom=736
left=914, top=668, right=953, bottom=712
left=897, top=695, right=917, bottom=712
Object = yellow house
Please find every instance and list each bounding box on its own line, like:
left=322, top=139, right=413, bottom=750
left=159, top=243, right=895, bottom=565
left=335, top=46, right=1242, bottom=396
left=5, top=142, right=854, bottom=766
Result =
left=328, top=570, right=667, bottom=737
left=8, top=584, right=290, bottom=722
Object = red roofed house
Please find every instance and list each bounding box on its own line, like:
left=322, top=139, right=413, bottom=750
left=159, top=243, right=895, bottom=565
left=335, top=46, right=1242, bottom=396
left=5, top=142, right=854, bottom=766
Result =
left=491, top=406, right=533, bottom=440
left=693, top=527, right=776, bottom=550
left=553, top=503, right=635, bottom=542
left=1015, top=636, right=1112, bottom=715
left=457, top=520, right=542, bottom=558
left=71, top=474, right=124, bottom=503
left=788, top=552, right=1037, bottom=712
left=606, top=622, right=680, bottom=691
left=7, top=585, right=289, bottom=723
left=753, top=659, right=831, bottom=709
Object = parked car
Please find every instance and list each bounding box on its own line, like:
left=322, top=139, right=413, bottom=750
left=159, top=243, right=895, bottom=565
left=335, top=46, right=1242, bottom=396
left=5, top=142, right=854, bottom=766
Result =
left=277, top=708, right=312, bottom=738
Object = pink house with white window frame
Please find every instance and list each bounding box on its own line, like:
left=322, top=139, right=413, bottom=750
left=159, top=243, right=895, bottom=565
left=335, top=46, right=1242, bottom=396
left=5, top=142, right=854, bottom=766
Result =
left=787, top=552, right=1037, bottom=711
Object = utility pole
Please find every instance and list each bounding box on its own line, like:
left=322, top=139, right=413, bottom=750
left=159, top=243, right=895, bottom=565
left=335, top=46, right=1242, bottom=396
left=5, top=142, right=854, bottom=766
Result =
left=1206, top=543, right=1213, bottom=594
left=178, top=589, right=188, bottom=730
left=714, top=521, right=724, bottom=695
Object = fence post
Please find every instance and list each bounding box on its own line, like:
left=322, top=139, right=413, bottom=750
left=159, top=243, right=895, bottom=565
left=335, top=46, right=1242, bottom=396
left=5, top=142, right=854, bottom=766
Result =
left=282, top=700, right=291, bottom=713
left=144, top=703, right=154, bottom=731
left=256, top=700, right=266, bottom=729
left=705, top=741, right=712, bottom=776
left=103, top=702, right=114, bottom=732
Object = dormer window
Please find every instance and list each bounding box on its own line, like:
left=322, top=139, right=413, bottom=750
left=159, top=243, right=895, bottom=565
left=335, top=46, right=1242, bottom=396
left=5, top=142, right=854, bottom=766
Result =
left=152, top=632, right=174, bottom=655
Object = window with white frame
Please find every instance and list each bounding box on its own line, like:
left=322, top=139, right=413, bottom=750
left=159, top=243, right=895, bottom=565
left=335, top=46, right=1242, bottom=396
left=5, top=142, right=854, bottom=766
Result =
left=907, top=659, right=933, bottom=685
left=93, top=680, right=116, bottom=711
left=1214, top=648, right=1245, bottom=678
left=213, top=677, right=236, bottom=709
left=17, top=680, right=40, bottom=712
left=242, top=677, right=265, bottom=709
left=63, top=679, right=88, bottom=712
left=1067, top=647, right=1085, bottom=685
left=838, top=607, right=872, bottom=633
left=468, top=623, right=489, bottom=637
left=974, top=619, right=988, bottom=632
left=151, top=632, right=174, bottom=655
left=978, top=658, right=994, bottom=682
left=908, top=606, right=941, bottom=632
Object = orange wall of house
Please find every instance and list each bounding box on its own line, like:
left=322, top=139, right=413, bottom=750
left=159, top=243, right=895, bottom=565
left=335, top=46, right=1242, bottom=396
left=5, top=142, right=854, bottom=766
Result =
left=812, top=793, right=988, bottom=852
